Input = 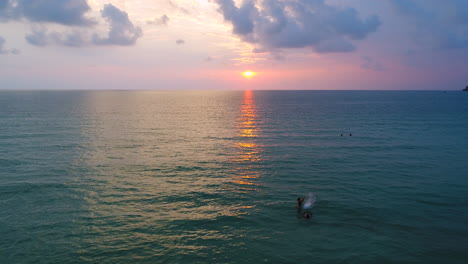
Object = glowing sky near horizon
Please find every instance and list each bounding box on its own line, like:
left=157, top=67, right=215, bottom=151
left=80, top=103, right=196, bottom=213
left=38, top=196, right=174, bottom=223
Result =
left=0, top=0, right=467, bottom=90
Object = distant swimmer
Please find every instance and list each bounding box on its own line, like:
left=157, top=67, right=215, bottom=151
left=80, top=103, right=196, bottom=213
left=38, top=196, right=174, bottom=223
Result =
left=299, top=193, right=316, bottom=219
left=341, top=134, right=343, bottom=136
left=349, top=133, right=352, bottom=136
left=297, top=197, right=305, bottom=208
left=303, top=211, right=312, bottom=219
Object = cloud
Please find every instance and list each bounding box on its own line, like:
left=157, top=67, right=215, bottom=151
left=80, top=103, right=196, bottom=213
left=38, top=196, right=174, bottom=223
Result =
left=0, top=1, right=8, bottom=10
left=361, top=56, right=384, bottom=71
left=389, top=0, right=468, bottom=50
left=0, top=0, right=16, bottom=22
left=214, top=0, right=381, bottom=53
left=147, top=14, right=169, bottom=26
left=25, top=27, right=88, bottom=47
left=25, top=4, right=142, bottom=47
left=25, top=29, right=51, bottom=46
left=1, top=1, right=141, bottom=47
left=176, top=39, right=185, bottom=45
left=167, top=0, right=190, bottom=15
left=1, top=0, right=94, bottom=26
left=0, top=36, right=19, bottom=54
left=92, top=4, right=143, bottom=46
left=216, top=0, right=256, bottom=35
left=0, top=36, right=9, bottom=54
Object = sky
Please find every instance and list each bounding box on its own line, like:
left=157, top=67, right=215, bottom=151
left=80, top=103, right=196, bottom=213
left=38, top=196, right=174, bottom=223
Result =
left=1, top=0, right=467, bottom=90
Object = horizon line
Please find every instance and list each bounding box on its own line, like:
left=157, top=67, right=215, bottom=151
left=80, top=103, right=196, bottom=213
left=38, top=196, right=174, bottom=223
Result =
left=0, top=89, right=464, bottom=92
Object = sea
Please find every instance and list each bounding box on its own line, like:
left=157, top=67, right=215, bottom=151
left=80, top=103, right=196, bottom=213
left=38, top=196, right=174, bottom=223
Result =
left=1, top=90, right=467, bottom=263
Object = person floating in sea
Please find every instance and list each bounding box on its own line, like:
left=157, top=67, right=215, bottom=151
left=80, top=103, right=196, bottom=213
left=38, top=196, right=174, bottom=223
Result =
left=303, top=211, right=313, bottom=219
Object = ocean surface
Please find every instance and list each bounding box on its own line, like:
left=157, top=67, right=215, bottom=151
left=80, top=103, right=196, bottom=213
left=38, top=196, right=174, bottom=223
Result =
left=1, top=90, right=467, bottom=263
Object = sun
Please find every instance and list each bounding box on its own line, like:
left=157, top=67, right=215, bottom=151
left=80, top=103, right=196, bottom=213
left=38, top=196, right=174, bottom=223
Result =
left=242, top=71, right=257, bottom=79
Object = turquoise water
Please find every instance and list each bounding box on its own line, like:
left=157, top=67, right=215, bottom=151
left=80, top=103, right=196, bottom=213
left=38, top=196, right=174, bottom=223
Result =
left=1, top=90, right=467, bottom=263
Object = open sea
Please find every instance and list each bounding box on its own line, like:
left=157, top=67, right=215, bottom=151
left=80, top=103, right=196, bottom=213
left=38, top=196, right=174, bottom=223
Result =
left=1, top=90, right=467, bottom=263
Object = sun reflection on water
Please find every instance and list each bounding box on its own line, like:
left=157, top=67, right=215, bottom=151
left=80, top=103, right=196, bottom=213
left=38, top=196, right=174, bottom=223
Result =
left=68, top=91, right=271, bottom=256
left=231, top=90, right=263, bottom=189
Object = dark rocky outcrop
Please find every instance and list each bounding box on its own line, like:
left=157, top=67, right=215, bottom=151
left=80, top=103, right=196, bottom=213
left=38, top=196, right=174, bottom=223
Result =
left=464, top=86, right=468, bottom=91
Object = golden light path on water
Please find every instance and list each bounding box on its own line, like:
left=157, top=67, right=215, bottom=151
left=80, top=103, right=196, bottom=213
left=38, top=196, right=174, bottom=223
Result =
left=231, top=90, right=263, bottom=189
left=65, top=91, right=271, bottom=258
left=75, top=91, right=264, bottom=225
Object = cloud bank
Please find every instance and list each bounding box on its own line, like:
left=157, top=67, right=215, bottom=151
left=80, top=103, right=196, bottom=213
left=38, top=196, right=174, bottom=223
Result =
left=25, top=28, right=88, bottom=47
left=389, top=0, right=468, bottom=50
left=16, top=0, right=93, bottom=26
left=1, top=1, right=142, bottom=47
left=24, top=4, right=142, bottom=47
left=0, top=0, right=93, bottom=25
left=214, top=0, right=381, bottom=53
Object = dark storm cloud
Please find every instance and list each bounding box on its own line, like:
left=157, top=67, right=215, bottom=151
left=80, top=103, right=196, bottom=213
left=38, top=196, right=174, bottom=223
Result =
left=92, top=4, right=142, bottom=46
left=0, top=0, right=93, bottom=26
left=214, top=0, right=381, bottom=53
left=389, top=0, right=468, bottom=50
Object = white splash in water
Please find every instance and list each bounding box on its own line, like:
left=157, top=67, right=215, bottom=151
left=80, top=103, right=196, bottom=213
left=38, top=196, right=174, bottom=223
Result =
left=303, top=192, right=316, bottom=209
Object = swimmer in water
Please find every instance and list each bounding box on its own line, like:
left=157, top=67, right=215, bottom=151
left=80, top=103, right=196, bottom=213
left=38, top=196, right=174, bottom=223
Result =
left=297, top=197, right=305, bottom=208
left=303, top=211, right=312, bottom=219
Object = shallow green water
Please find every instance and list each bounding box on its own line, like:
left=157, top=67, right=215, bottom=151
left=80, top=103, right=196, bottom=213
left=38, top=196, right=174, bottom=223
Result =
left=1, top=90, right=467, bottom=263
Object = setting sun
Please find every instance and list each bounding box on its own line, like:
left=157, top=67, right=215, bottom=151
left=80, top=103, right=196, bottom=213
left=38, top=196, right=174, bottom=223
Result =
left=242, top=71, right=257, bottom=79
